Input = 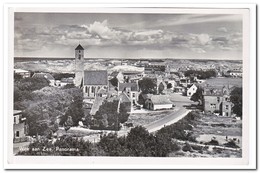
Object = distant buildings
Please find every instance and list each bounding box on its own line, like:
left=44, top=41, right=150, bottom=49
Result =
left=227, top=70, right=243, bottom=78
left=203, top=86, right=233, bottom=116
left=14, top=68, right=30, bottom=78
left=13, top=110, right=28, bottom=143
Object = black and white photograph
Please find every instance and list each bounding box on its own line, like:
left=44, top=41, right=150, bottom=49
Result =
left=5, top=4, right=256, bottom=169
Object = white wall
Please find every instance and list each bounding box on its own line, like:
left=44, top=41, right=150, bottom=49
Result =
left=153, top=104, right=172, bottom=110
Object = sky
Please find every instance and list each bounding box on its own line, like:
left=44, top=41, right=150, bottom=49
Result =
left=14, top=12, right=243, bottom=60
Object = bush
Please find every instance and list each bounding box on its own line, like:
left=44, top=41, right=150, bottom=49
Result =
left=224, top=140, right=240, bottom=148
left=206, top=139, right=219, bottom=146
left=182, top=142, right=192, bottom=152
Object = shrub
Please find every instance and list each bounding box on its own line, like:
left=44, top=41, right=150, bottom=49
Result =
left=224, top=140, right=240, bottom=148
left=182, top=142, right=192, bottom=152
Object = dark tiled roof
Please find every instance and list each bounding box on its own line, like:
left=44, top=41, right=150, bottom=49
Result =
left=84, top=70, right=108, bottom=85
left=118, top=83, right=138, bottom=91
left=75, top=44, right=84, bottom=50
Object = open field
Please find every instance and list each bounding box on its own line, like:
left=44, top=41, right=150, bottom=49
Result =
left=193, top=113, right=242, bottom=148
left=127, top=110, right=176, bottom=127
left=204, top=77, right=242, bottom=87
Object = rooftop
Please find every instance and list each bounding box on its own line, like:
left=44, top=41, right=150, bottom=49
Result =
left=84, top=70, right=108, bottom=85
left=118, top=82, right=138, bottom=91
left=75, top=44, right=84, bottom=50
left=13, top=110, right=22, bottom=115
left=150, top=95, right=172, bottom=105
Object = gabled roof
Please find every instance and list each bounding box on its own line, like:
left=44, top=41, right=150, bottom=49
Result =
left=149, top=95, right=172, bottom=105
left=84, top=70, right=108, bottom=85
left=75, top=44, right=84, bottom=50
left=32, top=72, right=55, bottom=81
left=118, top=82, right=138, bottom=91
left=13, top=110, right=22, bottom=116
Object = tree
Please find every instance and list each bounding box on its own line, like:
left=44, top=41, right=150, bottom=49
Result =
left=94, top=100, right=120, bottom=130
left=126, top=126, right=155, bottom=156
left=190, top=86, right=204, bottom=105
left=167, top=83, right=172, bottom=89
left=64, top=116, right=73, bottom=132
left=230, top=87, right=242, bottom=119
left=158, top=82, right=165, bottom=94
left=138, top=78, right=157, bottom=94
left=63, top=95, right=84, bottom=126
left=14, top=73, right=23, bottom=81
left=118, top=103, right=130, bottom=124
left=109, top=77, right=118, bottom=87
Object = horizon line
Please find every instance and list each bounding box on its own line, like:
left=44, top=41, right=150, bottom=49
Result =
left=14, top=56, right=242, bottom=61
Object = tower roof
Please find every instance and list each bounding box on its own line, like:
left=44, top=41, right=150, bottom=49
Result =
left=75, top=44, right=84, bottom=50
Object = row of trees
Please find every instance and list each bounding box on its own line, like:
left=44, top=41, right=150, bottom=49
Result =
left=184, top=70, right=217, bottom=79
left=19, top=111, right=201, bottom=156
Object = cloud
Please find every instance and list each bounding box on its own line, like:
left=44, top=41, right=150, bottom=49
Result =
left=191, top=48, right=206, bottom=54
left=217, top=27, right=228, bottom=33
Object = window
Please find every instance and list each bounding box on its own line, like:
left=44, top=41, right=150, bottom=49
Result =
left=210, top=104, right=216, bottom=108
left=132, top=93, right=135, bottom=98
left=14, top=117, right=16, bottom=124
left=91, top=86, right=95, bottom=93
left=78, top=54, right=81, bottom=60
left=226, top=105, right=229, bottom=110
left=217, top=97, right=220, bottom=102
left=16, top=131, right=19, bottom=137
left=85, top=87, right=88, bottom=93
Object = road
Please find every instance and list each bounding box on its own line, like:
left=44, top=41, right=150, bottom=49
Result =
left=145, top=93, right=194, bottom=132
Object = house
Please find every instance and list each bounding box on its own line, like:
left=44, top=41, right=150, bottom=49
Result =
left=118, top=82, right=139, bottom=106
left=203, top=86, right=233, bottom=116
left=32, top=72, right=55, bottom=86
left=13, top=110, right=28, bottom=143
left=179, top=77, right=191, bottom=87
left=145, top=95, right=173, bottom=110
left=145, top=61, right=166, bottom=72
left=118, top=92, right=131, bottom=113
left=121, top=71, right=144, bottom=83
left=228, top=70, right=243, bottom=78
left=83, top=70, right=108, bottom=102
left=116, top=71, right=124, bottom=83
left=55, top=77, right=74, bottom=87
left=186, top=84, right=198, bottom=97
left=174, top=86, right=185, bottom=94
left=14, top=68, right=30, bottom=78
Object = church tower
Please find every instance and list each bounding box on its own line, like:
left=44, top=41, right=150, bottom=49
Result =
left=75, top=44, right=84, bottom=87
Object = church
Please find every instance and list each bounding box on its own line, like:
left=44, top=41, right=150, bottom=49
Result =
left=74, top=44, right=108, bottom=102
